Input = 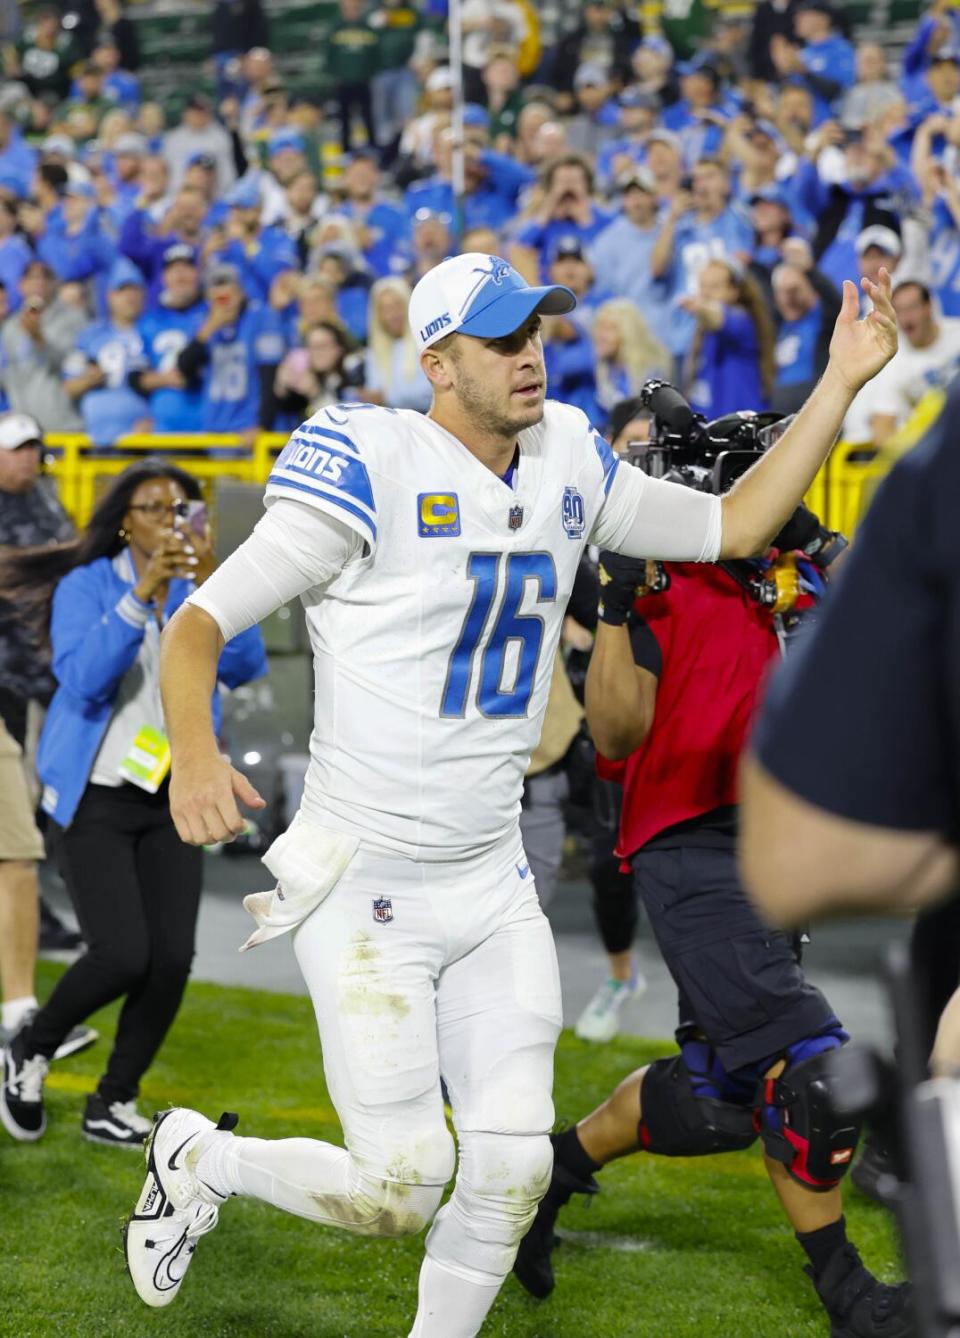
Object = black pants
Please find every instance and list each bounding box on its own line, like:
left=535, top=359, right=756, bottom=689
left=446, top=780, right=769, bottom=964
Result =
left=26, top=782, right=202, bottom=1104
left=590, top=778, right=638, bottom=954
left=633, top=842, right=836, bottom=1073
left=336, top=80, right=376, bottom=153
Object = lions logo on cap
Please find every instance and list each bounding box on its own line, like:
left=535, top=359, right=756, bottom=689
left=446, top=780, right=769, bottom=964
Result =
left=471, top=258, right=512, bottom=286
left=459, top=257, right=516, bottom=316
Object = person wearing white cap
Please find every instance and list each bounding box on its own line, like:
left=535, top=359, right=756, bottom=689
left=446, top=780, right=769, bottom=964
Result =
left=0, top=410, right=97, bottom=1068
left=855, top=224, right=903, bottom=296
left=399, top=65, right=454, bottom=172
left=125, top=253, right=898, bottom=1337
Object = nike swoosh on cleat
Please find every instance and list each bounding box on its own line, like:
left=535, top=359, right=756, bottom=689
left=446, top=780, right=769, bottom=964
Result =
left=167, top=1134, right=196, bottom=1172
left=152, top=1232, right=193, bottom=1292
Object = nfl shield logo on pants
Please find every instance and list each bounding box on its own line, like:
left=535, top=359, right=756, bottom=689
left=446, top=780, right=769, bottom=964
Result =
left=508, top=505, right=524, bottom=531
left=372, top=897, right=393, bottom=924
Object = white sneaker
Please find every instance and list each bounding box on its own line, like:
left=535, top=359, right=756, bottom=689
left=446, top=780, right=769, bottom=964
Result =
left=575, top=973, right=646, bottom=1043
left=124, top=1107, right=238, bottom=1307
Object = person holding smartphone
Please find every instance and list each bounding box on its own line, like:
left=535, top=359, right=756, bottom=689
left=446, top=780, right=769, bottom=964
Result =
left=0, top=461, right=266, bottom=1148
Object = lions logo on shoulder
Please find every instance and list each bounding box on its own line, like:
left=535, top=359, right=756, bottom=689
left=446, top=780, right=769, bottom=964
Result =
left=561, top=486, right=585, bottom=539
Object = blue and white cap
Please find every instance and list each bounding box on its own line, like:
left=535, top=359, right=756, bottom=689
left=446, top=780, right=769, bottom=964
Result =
left=409, top=253, right=576, bottom=354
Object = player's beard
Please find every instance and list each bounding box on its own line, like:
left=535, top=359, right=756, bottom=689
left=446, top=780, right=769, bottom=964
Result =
left=450, top=361, right=546, bottom=439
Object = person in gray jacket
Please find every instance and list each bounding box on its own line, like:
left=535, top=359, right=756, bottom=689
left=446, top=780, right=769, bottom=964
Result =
left=0, top=262, right=86, bottom=432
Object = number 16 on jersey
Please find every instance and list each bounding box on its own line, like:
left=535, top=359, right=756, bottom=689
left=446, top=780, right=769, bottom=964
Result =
left=440, top=552, right=557, bottom=720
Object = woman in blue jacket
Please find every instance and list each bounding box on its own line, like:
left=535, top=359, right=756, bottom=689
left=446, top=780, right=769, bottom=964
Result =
left=681, top=257, right=776, bottom=419
left=0, top=462, right=267, bottom=1148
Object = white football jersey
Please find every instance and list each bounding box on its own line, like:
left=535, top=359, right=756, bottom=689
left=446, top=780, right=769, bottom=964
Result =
left=263, top=399, right=691, bottom=860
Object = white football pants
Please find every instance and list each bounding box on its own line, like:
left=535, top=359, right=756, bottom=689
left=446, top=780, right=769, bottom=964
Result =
left=199, top=826, right=562, bottom=1337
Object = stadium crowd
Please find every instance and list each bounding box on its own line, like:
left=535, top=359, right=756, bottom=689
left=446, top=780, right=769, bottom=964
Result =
left=0, top=0, right=957, bottom=453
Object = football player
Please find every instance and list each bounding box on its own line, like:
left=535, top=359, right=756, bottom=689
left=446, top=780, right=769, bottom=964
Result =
left=120, top=254, right=896, bottom=1336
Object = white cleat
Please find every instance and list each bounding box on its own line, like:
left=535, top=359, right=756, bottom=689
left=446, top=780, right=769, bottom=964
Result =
left=123, top=1107, right=237, bottom=1307
left=575, top=972, right=646, bottom=1043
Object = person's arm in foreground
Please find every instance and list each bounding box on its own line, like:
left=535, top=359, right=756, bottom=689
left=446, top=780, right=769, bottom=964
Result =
left=739, top=761, right=959, bottom=925
left=739, top=385, right=960, bottom=923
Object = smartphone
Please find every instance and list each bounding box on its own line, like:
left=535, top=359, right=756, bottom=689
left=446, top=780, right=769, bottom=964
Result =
left=284, top=348, right=311, bottom=378
left=180, top=500, right=208, bottom=538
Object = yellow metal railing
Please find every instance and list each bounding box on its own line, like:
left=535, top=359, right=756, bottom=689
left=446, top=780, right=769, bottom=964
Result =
left=44, top=433, right=291, bottom=526
left=806, top=387, right=946, bottom=536
left=46, top=387, right=947, bottom=536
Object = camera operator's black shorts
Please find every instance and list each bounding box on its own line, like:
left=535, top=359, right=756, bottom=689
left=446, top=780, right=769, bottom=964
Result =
left=631, top=842, right=838, bottom=1072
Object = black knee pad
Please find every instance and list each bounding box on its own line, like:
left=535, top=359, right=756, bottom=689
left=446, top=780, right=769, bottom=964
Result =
left=755, top=1049, right=861, bottom=1192
left=639, top=1056, right=759, bottom=1157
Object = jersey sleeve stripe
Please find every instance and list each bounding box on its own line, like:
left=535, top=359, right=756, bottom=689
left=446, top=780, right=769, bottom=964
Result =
left=265, top=476, right=378, bottom=542
left=593, top=432, right=620, bottom=496
left=604, top=456, right=620, bottom=496
left=270, top=465, right=376, bottom=520
left=298, top=423, right=363, bottom=454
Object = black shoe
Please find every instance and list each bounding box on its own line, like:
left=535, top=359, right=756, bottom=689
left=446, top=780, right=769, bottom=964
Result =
left=0, top=1030, right=48, bottom=1142
left=82, top=1092, right=153, bottom=1148
left=851, top=1133, right=898, bottom=1206
left=806, top=1244, right=915, bottom=1337
left=513, top=1142, right=599, bottom=1299
left=0, top=1011, right=98, bottom=1063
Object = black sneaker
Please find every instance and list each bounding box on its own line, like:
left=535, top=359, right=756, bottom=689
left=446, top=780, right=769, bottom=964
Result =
left=851, top=1133, right=898, bottom=1207
left=0, top=1031, right=48, bottom=1142
left=806, top=1244, right=915, bottom=1337
left=0, top=1011, right=98, bottom=1063
left=513, top=1139, right=599, bottom=1299
left=82, top=1092, right=153, bottom=1148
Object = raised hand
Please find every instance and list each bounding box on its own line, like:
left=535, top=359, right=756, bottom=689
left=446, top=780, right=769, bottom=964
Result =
left=827, top=267, right=898, bottom=395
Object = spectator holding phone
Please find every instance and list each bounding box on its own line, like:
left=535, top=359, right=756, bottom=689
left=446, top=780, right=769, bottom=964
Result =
left=269, top=320, right=365, bottom=421
left=509, top=152, right=613, bottom=282
left=0, top=462, right=266, bottom=1147
left=0, top=261, right=86, bottom=432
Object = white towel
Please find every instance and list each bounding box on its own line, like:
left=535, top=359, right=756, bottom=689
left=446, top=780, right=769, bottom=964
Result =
left=239, top=817, right=359, bottom=951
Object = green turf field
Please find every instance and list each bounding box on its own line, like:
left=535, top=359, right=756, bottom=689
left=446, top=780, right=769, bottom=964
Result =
left=1, top=962, right=902, bottom=1337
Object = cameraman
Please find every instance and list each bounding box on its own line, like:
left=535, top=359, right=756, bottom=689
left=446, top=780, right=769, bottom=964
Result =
left=514, top=496, right=913, bottom=1330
